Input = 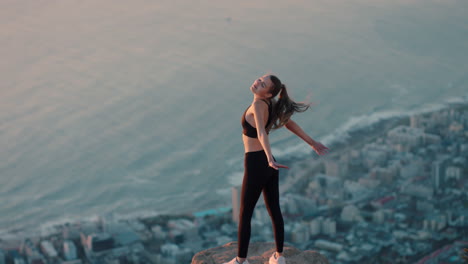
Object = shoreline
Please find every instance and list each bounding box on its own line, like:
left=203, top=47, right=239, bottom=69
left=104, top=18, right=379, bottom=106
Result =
left=1, top=98, right=467, bottom=241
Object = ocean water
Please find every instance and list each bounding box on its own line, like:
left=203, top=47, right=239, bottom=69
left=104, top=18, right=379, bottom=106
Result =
left=1, top=0, right=467, bottom=237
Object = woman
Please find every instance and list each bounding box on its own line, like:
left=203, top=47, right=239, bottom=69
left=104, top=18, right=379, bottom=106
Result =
left=223, top=74, right=329, bottom=264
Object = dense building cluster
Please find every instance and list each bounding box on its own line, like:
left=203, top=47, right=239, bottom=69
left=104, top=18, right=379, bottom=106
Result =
left=1, top=103, right=467, bottom=264
left=235, top=104, right=468, bottom=264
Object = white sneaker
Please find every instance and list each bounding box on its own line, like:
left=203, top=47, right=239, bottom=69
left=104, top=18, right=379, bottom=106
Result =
left=269, top=252, right=286, bottom=264
left=223, top=256, right=250, bottom=264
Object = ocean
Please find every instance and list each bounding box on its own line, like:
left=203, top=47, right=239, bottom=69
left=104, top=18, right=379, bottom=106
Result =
left=1, top=0, right=467, bottom=238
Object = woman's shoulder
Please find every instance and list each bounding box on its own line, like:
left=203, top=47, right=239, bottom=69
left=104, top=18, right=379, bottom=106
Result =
left=252, top=99, right=270, bottom=110
left=249, top=100, right=270, bottom=125
left=253, top=98, right=272, bottom=106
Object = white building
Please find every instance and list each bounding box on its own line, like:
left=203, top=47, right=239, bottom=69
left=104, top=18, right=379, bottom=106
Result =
left=324, top=157, right=349, bottom=178
left=20, top=238, right=45, bottom=264
left=410, top=114, right=432, bottom=129
left=423, top=133, right=441, bottom=145
left=168, top=219, right=198, bottom=241
left=423, top=214, right=447, bottom=231
left=309, top=217, right=321, bottom=236
left=447, top=210, right=468, bottom=227
left=344, top=180, right=368, bottom=200
left=322, top=218, right=337, bottom=235
left=401, top=183, right=433, bottom=199
left=281, top=193, right=316, bottom=216
left=431, top=155, right=451, bottom=194
left=290, top=222, right=310, bottom=244
left=314, top=239, right=343, bottom=252
left=358, top=177, right=381, bottom=189
left=151, top=225, right=167, bottom=240
left=314, top=173, right=344, bottom=201
left=63, top=240, right=79, bottom=261
left=448, top=121, right=464, bottom=134
left=430, top=109, right=452, bottom=127
left=387, top=125, right=425, bottom=152
left=369, top=164, right=399, bottom=184
left=372, top=210, right=386, bottom=224
left=361, top=142, right=392, bottom=168
left=445, top=166, right=462, bottom=181
left=39, top=240, right=58, bottom=259
left=284, top=196, right=300, bottom=215
left=400, top=159, right=424, bottom=179
left=80, top=231, right=115, bottom=259
left=161, top=243, right=179, bottom=257
left=309, top=216, right=336, bottom=236
left=340, top=204, right=363, bottom=222
left=232, top=185, right=242, bottom=223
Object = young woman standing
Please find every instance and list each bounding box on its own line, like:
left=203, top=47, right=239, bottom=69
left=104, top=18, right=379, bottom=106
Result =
left=223, top=74, right=329, bottom=264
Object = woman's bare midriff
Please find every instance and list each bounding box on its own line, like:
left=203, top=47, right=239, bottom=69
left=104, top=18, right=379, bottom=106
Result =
left=242, top=134, right=264, bottom=153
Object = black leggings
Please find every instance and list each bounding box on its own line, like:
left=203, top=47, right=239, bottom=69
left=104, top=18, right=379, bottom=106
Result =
left=237, top=150, right=284, bottom=258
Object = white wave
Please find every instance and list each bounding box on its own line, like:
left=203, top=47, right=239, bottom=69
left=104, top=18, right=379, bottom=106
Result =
left=3, top=94, right=467, bottom=239
left=222, top=93, right=468, bottom=192
left=109, top=209, right=164, bottom=221
left=125, top=175, right=155, bottom=185
left=274, top=93, right=468, bottom=160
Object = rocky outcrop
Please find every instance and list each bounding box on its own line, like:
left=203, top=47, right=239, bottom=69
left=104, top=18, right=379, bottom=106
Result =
left=192, top=241, right=329, bottom=264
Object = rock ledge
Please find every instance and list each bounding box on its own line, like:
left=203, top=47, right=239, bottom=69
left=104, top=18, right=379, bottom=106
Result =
left=192, top=241, right=329, bottom=264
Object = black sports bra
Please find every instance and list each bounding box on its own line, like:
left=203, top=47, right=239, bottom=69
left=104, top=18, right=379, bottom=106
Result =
left=241, top=99, right=273, bottom=138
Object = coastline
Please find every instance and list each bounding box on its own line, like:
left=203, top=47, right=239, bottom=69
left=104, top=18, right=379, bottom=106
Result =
left=1, top=97, right=467, bottom=241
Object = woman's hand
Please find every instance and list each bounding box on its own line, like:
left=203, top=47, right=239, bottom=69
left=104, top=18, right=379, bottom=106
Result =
left=284, top=120, right=330, bottom=156
left=311, top=141, right=329, bottom=156
left=268, top=161, right=289, bottom=170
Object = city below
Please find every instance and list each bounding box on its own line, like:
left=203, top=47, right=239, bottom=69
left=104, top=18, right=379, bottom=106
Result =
left=1, top=101, right=468, bottom=264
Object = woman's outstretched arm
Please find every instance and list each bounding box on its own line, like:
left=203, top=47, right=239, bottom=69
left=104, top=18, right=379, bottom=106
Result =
left=252, top=100, right=289, bottom=170
left=285, top=119, right=329, bottom=155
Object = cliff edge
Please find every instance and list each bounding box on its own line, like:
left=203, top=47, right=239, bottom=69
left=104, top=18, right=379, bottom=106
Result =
left=192, top=241, right=329, bottom=264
